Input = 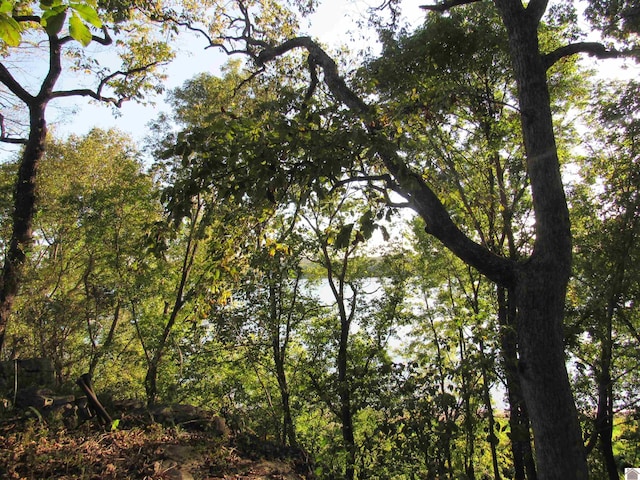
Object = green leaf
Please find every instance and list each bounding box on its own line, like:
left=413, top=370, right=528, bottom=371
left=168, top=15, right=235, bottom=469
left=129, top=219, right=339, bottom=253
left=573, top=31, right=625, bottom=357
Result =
left=334, top=223, right=354, bottom=250
left=0, top=13, right=21, bottom=46
left=0, top=1, right=12, bottom=14
left=40, top=0, right=63, bottom=9
left=359, top=210, right=376, bottom=239
left=70, top=2, right=102, bottom=28
left=69, top=13, right=92, bottom=46
left=41, top=5, right=67, bottom=36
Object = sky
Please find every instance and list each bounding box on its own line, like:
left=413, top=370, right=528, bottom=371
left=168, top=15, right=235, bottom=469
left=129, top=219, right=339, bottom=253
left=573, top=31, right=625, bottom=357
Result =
left=0, top=1, right=423, bottom=161
left=1, top=0, right=638, bottom=162
left=44, top=0, right=427, bottom=149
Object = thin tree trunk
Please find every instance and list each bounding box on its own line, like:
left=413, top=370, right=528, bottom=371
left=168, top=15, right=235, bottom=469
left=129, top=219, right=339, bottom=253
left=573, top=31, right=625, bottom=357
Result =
left=498, top=286, right=537, bottom=480
left=459, top=326, right=476, bottom=480
left=479, top=337, right=501, bottom=480
left=319, top=237, right=358, bottom=480
left=89, top=300, right=122, bottom=377
left=267, top=276, right=299, bottom=448
left=593, top=302, right=618, bottom=480
left=145, top=197, right=203, bottom=406
left=426, top=304, right=453, bottom=478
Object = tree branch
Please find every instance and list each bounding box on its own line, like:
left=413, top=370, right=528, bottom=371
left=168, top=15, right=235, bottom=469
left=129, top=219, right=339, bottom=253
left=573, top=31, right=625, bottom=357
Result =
left=59, top=26, right=113, bottom=46
left=0, top=63, right=34, bottom=104
left=544, top=42, right=640, bottom=70
left=50, top=88, right=128, bottom=107
left=0, top=137, right=27, bottom=144
left=13, top=15, right=40, bottom=23
left=256, top=37, right=370, bottom=115
left=247, top=35, right=517, bottom=287
left=50, top=61, right=163, bottom=107
left=419, top=0, right=481, bottom=12
left=526, top=0, right=549, bottom=23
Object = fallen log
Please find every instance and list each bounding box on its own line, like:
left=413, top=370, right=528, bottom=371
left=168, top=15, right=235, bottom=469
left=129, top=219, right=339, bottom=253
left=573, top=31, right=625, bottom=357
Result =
left=76, top=373, right=112, bottom=428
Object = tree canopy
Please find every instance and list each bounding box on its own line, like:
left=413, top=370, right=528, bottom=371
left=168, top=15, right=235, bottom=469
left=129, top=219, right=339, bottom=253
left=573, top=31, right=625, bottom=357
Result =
left=0, top=1, right=639, bottom=480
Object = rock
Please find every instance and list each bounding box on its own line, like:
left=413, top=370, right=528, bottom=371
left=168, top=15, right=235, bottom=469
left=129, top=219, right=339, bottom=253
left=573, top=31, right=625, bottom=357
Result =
left=15, top=386, right=54, bottom=409
left=153, top=460, right=194, bottom=480
left=149, top=404, right=230, bottom=436
left=0, top=358, right=55, bottom=397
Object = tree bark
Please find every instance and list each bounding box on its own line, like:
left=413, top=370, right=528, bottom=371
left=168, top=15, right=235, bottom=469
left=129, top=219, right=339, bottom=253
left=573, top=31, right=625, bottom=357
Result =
left=0, top=102, right=48, bottom=351
left=493, top=2, right=588, bottom=478
left=498, top=286, right=537, bottom=480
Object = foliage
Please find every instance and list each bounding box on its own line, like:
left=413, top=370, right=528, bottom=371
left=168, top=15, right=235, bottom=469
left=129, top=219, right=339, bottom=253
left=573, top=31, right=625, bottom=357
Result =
left=2, top=129, right=159, bottom=392
left=1, top=1, right=639, bottom=479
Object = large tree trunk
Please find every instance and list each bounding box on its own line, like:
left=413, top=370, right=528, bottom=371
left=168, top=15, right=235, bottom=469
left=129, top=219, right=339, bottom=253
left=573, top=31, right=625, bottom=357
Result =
left=494, top=2, right=588, bottom=478
left=0, top=103, right=48, bottom=352
left=515, top=269, right=586, bottom=479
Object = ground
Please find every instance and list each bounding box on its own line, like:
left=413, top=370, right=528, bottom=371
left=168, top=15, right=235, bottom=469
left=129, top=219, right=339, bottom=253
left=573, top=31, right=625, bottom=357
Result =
left=0, top=410, right=312, bottom=480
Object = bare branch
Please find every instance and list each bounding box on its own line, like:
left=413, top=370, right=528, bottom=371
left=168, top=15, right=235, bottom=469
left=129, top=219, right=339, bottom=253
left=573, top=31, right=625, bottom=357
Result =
left=234, top=66, right=266, bottom=94
left=419, top=0, right=481, bottom=12
left=0, top=137, right=28, bottom=144
left=13, top=15, right=40, bottom=23
left=150, top=13, right=216, bottom=48
left=330, top=174, right=396, bottom=190
left=50, top=88, right=128, bottom=107
left=544, top=42, right=640, bottom=70
left=50, top=61, right=163, bottom=107
left=59, top=26, right=113, bottom=47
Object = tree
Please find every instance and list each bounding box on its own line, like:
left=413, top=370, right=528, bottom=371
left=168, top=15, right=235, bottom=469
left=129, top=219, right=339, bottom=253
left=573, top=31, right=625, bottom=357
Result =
left=0, top=0, right=174, bottom=352
left=163, top=1, right=639, bottom=477
left=139, top=161, right=251, bottom=406
left=300, top=186, right=371, bottom=480
left=568, top=79, right=640, bottom=478
left=1, top=128, right=158, bottom=393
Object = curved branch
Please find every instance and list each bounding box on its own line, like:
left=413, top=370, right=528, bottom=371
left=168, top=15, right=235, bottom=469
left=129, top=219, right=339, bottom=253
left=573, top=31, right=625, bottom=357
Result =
left=38, top=35, right=63, bottom=102
left=419, top=0, right=481, bottom=12
left=544, top=42, right=640, bottom=70
left=59, top=26, right=113, bottom=46
left=256, top=37, right=370, bottom=115
left=250, top=36, right=517, bottom=286
left=50, top=88, right=128, bottom=107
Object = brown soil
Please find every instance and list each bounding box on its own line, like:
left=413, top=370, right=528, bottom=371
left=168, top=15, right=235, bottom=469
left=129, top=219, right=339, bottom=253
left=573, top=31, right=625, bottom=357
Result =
left=0, top=418, right=312, bottom=479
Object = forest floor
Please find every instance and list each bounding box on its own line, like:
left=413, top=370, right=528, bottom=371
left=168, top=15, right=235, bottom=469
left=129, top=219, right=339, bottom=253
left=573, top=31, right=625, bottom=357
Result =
left=0, top=408, right=312, bottom=480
